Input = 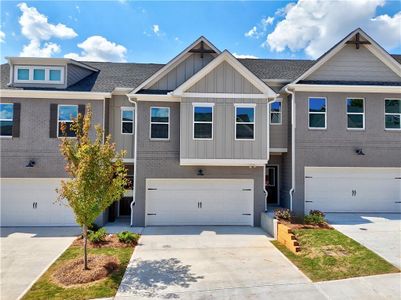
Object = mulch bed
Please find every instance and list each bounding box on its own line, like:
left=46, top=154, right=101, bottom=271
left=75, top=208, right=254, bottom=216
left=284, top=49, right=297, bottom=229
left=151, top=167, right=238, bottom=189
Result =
left=72, top=234, right=137, bottom=248
left=278, top=219, right=333, bottom=230
left=52, top=255, right=119, bottom=287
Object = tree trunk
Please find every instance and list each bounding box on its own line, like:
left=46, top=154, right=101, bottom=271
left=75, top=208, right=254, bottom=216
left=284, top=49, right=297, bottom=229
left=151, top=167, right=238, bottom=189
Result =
left=83, top=224, right=89, bottom=270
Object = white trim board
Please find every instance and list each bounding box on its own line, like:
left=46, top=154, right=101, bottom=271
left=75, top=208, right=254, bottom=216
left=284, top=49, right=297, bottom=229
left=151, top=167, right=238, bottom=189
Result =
left=180, top=159, right=268, bottom=166
left=286, top=84, right=401, bottom=94
left=172, top=50, right=278, bottom=98
left=0, top=89, right=110, bottom=100
left=179, top=92, right=269, bottom=99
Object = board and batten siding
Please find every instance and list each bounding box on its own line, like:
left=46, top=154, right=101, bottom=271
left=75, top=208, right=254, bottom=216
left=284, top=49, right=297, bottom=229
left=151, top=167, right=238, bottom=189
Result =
left=306, top=45, right=400, bottom=82
left=148, top=53, right=214, bottom=91
left=187, top=61, right=262, bottom=94
left=108, top=95, right=135, bottom=158
left=180, top=97, right=268, bottom=160
left=270, top=95, right=288, bottom=149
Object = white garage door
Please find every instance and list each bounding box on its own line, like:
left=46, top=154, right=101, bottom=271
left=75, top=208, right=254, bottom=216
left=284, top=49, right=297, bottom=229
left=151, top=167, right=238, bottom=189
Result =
left=305, top=167, right=401, bottom=213
left=146, top=179, right=254, bottom=226
left=0, top=178, right=77, bottom=226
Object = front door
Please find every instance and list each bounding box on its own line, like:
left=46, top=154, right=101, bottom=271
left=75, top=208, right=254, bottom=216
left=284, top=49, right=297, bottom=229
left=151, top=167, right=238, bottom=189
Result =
left=266, top=166, right=278, bottom=204
left=119, top=197, right=131, bottom=216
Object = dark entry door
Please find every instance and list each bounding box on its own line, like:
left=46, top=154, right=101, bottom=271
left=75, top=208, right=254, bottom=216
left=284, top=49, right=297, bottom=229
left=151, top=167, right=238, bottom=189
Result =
left=266, top=166, right=278, bottom=204
left=119, top=197, right=131, bottom=216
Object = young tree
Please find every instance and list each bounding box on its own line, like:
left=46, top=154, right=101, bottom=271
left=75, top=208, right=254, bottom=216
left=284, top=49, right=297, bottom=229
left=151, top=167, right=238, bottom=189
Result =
left=57, top=105, right=127, bottom=270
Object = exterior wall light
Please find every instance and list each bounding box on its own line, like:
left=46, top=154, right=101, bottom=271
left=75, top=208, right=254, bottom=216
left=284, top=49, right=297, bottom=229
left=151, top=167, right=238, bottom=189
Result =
left=197, top=169, right=204, bottom=176
left=25, top=160, right=36, bottom=168
left=355, top=149, right=365, bottom=155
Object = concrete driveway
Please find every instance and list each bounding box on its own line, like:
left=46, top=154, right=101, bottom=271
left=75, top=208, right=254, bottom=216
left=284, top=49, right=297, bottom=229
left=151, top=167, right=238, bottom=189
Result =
left=326, top=213, right=401, bottom=268
left=0, top=227, right=80, bottom=300
left=116, top=226, right=324, bottom=300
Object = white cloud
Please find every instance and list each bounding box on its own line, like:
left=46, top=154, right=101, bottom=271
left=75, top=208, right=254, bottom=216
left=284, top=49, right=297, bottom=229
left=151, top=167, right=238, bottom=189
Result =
left=245, top=16, right=274, bottom=39
left=75, top=5, right=80, bottom=13
left=152, top=24, right=160, bottom=35
left=17, top=2, right=77, bottom=57
left=266, top=0, right=401, bottom=58
left=0, top=30, right=5, bottom=43
left=64, top=35, right=127, bottom=62
left=233, top=53, right=258, bottom=59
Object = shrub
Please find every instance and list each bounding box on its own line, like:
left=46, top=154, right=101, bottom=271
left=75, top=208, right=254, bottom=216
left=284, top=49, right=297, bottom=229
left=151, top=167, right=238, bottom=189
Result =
left=274, top=208, right=291, bottom=221
left=88, top=227, right=107, bottom=243
left=309, top=210, right=325, bottom=218
left=304, top=214, right=326, bottom=225
left=89, top=223, right=101, bottom=232
left=117, top=231, right=140, bottom=244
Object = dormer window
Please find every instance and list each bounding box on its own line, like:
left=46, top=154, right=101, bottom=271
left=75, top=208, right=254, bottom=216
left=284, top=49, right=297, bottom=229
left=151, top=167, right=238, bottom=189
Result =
left=14, top=66, right=64, bottom=84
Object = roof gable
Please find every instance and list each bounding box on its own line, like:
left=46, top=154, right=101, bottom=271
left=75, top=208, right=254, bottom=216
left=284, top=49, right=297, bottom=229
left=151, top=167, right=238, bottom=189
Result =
left=131, top=36, right=220, bottom=94
left=173, top=50, right=277, bottom=98
left=293, top=28, right=401, bottom=84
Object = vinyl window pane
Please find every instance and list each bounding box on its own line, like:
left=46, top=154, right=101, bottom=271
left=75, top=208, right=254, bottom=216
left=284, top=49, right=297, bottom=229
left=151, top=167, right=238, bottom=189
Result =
left=347, top=114, right=364, bottom=128
left=385, top=100, right=401, bottom=114
left=58, top=122, right=75, bottom=137
left=49, top=69, right=61, bottom=81
left=347, top=99, right=364, bottom=113
left=309, top=98, right=326, bottom=112
left=151, top=124, right=168, bottom=139
left=194, top=106, right=212, bottom=122
left=194, top=123, right=212, bottom=139
left=309, top=114, right=325, bottom=128
left=151, top=108, right=169, bottom=123
left=122, top=110, right=134, bottom=121
left=236, top=124, right=254, bottom=139
left=271, top=112, right=281, bottom=124
left=58, top=106, right=78, bottom=121
left=33, top=69, right=45, bottom=80
left=0, top=121, right=13, bottom=136
left=385, top=115, right=400, bottom=129
left=122, top=122, right=133, bottom=133
left=270, top=102, right=281, bottom=112
left=236, top=107, right=254, bottom=122
left=17, top=68, right=29, bottom=80
left=0, top=104, right=14, bottom=120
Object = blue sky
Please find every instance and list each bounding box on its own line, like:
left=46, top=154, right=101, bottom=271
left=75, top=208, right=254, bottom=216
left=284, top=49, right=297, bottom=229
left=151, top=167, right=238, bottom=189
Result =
left=1, top=0, right=400, bottom=63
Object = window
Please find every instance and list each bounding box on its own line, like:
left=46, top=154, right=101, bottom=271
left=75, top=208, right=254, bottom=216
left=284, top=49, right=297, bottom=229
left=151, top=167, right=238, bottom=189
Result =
left=265, top=167, right=276, bottom=187
left=17, top=68, right=29, bottom=81
left=121, top=107, right=134, bottom=134
left=385, top=99, right=401, bottom=130
left=14, top=66, right=64, bottom=84
left=235, top=104, right=255, bottom=140
left=308, top=97, right=327, bottom=129
left=347, top=98, right=364, bottom=129
left=33, top=68, right=45, bottom=80
left=150, top=107, right=169, bottom=140
left=270, top=100, right=282, bottom=125
left=0, top=103, right=13, bottom=137
left=193, top=104, right=213, bottom=140
left=57, top=105, right=78, bottom=137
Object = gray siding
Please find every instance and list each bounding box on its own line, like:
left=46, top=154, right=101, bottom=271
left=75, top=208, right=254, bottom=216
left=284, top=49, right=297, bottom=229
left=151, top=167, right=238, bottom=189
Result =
left=66, top=63, right=94, bottom=87
left=148, top=53, right=214, bottom=91
left=292, top=92, right=401, bottom=216
left=180, top=97, right=268, bottom=160
left=188, top=61, right=262, bottom=94
left=108, top=95, right=135, bottom=158
left=269, top=95, right=288, bottom=149
left=0, top=98, right=104, bottom=178
left=306, top=45, right=400, bottom=82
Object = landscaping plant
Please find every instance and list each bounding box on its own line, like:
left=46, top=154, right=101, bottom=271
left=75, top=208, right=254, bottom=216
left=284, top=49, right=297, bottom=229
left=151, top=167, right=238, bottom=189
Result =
left=57, top=105, right=127, bottom=270
left=88, top=228, right=108, bottom=244
left=274, top=208, right=292, bottom=221
left=304, top=210, right=326, bottom=225
left=117, top=231, right=140, bottom=244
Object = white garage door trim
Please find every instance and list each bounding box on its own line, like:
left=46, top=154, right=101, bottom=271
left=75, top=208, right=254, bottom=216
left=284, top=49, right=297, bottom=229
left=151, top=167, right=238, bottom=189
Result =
left=145, top=178, right=254, bottom=226
left=304, top=167, right=401, bottom=214
left=0, top=178, right=78, bottom=227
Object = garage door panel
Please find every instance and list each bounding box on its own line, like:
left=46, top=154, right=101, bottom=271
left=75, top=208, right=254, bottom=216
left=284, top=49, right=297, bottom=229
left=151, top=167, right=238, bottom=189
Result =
left=145, top=179, right=254, bottom=226
left=305, top=168, right=401, bottom=213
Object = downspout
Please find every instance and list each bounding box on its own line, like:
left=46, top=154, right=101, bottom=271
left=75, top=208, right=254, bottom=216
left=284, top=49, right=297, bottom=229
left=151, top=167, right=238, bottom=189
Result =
left=127, top=95, right=137, bottom=226
left=7, top=58, right=13, bottom=86
left=285, top=87, right=295, bottom=211
left=265, top=95, right=280, bottom=212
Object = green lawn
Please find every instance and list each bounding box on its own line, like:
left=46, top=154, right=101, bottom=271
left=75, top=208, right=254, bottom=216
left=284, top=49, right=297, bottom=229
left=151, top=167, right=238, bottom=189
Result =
left=272, top=229, right=399, bottom=282
left=22, top=245, right=134, bottom=300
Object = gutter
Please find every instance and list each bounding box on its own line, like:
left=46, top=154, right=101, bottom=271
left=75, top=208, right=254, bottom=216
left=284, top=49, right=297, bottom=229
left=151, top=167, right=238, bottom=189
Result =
left=127, top=95, right=138, bottom=227
left=285, top=87, right=295, bottom=212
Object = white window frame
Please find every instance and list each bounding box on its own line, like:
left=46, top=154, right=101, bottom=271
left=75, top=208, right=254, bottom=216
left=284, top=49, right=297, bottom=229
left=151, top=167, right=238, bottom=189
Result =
left=149, top=106, right=170, bottom=141
left=0, top=103, right=13, bottom=138
left=57, top=104, right=78, bottom=138
left=14, top=66, right=64, bottom=84
left=121, top=106, right=135, bottom=135
left=234, top=103, right=256, bottom=141
left=270, top=99, right=282, bottom=125
left=192, top=103, right=214, bottom=140
left=308, top=97, right=327, bottom=130
left=346, top=98, right=365, bottom=130
left=384, top=98, right=401, bottom=131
